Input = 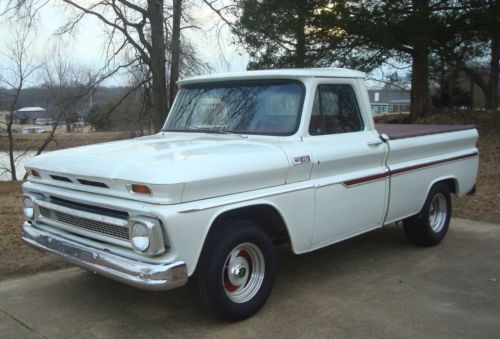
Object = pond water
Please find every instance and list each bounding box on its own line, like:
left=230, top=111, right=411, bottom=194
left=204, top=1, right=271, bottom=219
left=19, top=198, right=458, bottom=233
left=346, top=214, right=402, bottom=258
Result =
left=0, top=151, right=37, bottom=180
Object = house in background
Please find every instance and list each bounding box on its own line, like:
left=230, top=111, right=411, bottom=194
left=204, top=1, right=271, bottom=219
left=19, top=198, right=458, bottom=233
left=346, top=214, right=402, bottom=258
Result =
left=14, top=107, right=49, bottom=124
left=368, top=88, right=410, bottom=114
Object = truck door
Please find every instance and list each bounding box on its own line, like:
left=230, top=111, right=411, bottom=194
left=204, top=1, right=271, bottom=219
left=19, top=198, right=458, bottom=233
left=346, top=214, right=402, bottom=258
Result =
left=304, top=82, right=389, bottom=246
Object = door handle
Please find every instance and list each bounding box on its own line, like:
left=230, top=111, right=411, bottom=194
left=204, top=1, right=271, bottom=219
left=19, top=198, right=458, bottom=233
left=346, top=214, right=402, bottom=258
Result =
left=367, top=140, right=383, bottom=147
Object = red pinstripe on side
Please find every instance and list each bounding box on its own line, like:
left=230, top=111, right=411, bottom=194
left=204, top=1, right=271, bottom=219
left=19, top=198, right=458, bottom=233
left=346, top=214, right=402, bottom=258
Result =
left=390, top=151, right=478, bottom=175
left=343, top=172, right=389, bottom=187
left=342, top=151, right=478, bottom=187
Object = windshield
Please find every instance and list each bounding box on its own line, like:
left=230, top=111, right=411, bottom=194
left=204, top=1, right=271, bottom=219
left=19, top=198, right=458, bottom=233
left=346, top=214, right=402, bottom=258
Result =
left=163, top=80, right=304, bottom=135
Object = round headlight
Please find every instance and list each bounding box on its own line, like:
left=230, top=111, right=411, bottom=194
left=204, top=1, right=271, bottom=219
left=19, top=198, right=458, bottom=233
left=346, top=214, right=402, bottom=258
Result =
left=23, top=196, right=35, bottom=220
left=130, top=222, right=150, bottom=252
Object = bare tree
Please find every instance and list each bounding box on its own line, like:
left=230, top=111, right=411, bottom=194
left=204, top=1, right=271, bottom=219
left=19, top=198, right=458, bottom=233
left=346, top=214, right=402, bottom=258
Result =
left=60, top=0, right=169, bottom=131
left=32, top=48, right=101, bottom=154
left=198, top=0, right=253, bottom=71
left=0, top=13, right=43, bottom=180
left=87, top=58, right=153, bottom=135
left=60, top=1, right=214, bottom=131
left=169, top=0, right=182, bottom=106
left=1, top=0, right=48, bottom=17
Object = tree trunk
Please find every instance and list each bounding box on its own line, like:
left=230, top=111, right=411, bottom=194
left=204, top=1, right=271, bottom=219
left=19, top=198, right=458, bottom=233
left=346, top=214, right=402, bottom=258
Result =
left=148, top=0, right=168, bottom=131
left=169, top=0, right=182, bottom=107
left=409, top=0, right=431, bottom=122
left=7, top=119, right=17, bottom=181
left=410, top=46, right=431, bottom=121
left=7, top=87, right=22, bottom=181
left=66, top=118, right=72, bottom=132
left=295, top=3, right=306, bottom=68
left=486, top=37, right=499, bottom=109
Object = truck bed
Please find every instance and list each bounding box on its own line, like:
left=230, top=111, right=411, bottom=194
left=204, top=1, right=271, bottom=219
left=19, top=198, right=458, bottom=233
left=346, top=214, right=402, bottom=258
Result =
left=375, top=123, right=475, bottom=140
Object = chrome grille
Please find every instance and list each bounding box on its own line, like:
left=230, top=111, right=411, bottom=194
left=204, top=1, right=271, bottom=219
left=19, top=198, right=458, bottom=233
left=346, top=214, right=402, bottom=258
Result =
left=38, top=206, right=130, bottom=240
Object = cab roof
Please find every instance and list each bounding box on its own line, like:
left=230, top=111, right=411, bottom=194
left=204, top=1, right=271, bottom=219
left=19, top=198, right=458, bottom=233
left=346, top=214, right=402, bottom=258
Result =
left=178, top=68, right=366, bottom=86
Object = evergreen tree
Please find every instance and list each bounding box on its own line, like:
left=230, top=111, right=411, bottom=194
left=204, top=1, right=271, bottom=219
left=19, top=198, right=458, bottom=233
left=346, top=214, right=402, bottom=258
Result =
left=333, top=0, right=461, bottom=120
left=233, top=0, right=497, bottom=118
left=449, top=0, right=499, bottom=109
left=234, top=0, right=346, bottom=69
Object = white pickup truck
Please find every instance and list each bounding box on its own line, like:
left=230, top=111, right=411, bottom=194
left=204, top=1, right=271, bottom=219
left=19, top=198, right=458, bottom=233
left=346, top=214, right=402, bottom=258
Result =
left=21, top=69, right=478, bottom=321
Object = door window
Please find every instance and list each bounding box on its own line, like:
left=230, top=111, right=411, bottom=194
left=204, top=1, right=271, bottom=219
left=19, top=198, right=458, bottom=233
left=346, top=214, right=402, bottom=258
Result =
left=309, top=84, right=363, bottom=135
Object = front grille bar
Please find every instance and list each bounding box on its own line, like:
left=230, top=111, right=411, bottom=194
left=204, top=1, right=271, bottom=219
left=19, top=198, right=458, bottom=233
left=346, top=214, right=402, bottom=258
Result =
left=37, top=200, right=127, bottom=227
left=38, top=206, right=130, bottom=240
left=36, top=199, right=131, bottom=248
left=49, top=196, right=129, bottom=219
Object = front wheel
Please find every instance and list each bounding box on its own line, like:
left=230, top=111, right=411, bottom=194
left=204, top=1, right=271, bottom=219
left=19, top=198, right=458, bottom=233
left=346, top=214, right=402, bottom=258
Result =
left=191, top=219, right=276, bottom=321
left=403, top=183, right=452, bottom=247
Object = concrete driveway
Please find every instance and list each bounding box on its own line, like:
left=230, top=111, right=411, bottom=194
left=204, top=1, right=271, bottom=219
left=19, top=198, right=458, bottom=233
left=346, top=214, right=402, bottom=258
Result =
left=1, top=218, right=499, bottom=338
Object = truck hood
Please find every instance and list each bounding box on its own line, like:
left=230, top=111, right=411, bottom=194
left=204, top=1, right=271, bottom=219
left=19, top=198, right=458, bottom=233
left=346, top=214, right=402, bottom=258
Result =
left=26, top=133, right=290, bottom=204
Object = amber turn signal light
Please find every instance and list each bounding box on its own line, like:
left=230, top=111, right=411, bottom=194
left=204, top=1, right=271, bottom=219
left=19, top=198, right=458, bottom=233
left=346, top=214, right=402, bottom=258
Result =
left=31, top=170, right=40, bottom=178
left=131, top=184, right=152, bottom=195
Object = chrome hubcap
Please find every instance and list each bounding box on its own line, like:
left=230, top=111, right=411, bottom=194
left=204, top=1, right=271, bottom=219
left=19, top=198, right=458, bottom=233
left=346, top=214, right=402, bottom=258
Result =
left=222, top=242, right=265, bottom=303
left=429, top=193, right=447, bottom=233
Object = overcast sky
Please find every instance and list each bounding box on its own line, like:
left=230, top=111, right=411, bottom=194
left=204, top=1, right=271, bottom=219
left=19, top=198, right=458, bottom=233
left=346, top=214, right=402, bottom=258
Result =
left=0, top=1, right=249, bottom=87
left=0, top=1, right=390, bottom=89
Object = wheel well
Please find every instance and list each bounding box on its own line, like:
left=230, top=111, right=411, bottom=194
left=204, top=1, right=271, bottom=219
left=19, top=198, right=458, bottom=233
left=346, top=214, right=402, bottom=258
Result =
left=211, top=205, right=290, bottom=245
left=439, top=178, right=458, bottom=195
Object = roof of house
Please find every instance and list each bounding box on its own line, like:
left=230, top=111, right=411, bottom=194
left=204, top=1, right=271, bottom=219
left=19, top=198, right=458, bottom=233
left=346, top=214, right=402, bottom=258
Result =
left=179, top=68, right=366, bottom=86
left=14, top=107, right=49, bottom=119
left=16, top=106, right=46, bottom=112
left=368, top=89, right=410, bottom=104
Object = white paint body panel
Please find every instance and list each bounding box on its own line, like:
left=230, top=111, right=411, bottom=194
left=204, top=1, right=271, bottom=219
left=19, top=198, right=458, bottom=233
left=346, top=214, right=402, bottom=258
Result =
left=384, top=129, right=479, bottom=223
left=22, top=69, right=479, bottom=279
left=26, top=134, right=290, bottom=204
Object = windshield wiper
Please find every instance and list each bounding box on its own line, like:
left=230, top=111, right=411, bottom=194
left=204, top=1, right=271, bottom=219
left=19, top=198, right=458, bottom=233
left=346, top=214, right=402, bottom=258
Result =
left=211, top=129, right=248, bottom=138
left=161, top=126, right=248, bottom=138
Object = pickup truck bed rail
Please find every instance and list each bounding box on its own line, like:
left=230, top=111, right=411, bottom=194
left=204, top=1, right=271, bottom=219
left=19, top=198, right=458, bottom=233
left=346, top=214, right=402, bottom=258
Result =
left=375, top=124, right=475, bottom=139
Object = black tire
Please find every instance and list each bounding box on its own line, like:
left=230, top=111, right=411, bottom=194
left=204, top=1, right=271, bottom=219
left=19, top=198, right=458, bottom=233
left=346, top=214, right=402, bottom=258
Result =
left=191, top=219, right=276, bottom=321
left=403, top=183, right=452, bottom=247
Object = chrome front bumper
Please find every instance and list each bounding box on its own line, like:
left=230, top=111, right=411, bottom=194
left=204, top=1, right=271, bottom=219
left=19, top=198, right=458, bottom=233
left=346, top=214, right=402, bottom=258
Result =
left=21, top=222, right=188, bottom=291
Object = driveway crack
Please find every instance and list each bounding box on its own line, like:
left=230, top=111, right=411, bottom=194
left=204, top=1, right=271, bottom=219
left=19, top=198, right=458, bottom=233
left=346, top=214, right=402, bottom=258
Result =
left=0, top=306, right=49, bottom=339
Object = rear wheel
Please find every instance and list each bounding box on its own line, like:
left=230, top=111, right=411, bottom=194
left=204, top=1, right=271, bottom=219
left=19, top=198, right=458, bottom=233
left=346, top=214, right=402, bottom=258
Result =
left=403, top=183, right=452, bottom=247
left=191, top=219, right=276, bottom=321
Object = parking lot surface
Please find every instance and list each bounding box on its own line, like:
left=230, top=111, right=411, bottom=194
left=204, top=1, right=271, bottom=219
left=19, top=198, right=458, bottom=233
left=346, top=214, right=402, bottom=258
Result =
left=0, top=218, right=499, bottom=338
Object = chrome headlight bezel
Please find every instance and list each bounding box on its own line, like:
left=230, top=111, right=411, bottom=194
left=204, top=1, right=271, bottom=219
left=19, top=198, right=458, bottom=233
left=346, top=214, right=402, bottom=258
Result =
left=128, top=217, right=167, bottom=256
left=22, top=194, right=42, bottom=222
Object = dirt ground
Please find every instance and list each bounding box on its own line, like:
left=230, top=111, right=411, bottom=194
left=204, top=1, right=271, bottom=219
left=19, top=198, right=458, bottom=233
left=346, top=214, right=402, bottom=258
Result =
left=0, top=130, right=128, bottom=152
left=0, top=181, right=68, bottom=281
left=0, top=110, right=498, bottom=281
